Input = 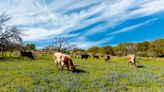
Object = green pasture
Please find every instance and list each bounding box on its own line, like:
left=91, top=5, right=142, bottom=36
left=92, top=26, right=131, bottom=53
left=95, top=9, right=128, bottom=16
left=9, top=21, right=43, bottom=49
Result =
left=0, top=55, right=163, bottom=92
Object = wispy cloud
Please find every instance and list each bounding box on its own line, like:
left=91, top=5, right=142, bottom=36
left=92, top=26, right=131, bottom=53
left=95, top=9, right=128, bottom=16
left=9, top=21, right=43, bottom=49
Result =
left=0, top=0, right=164, bottom=48
left=72, top=37, right=114, bottom=49
left=129, top=0, right=164, bottom=18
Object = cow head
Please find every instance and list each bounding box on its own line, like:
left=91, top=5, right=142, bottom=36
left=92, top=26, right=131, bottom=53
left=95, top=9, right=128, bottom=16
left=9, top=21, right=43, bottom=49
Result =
left=69, top=65, right=76, bottom=72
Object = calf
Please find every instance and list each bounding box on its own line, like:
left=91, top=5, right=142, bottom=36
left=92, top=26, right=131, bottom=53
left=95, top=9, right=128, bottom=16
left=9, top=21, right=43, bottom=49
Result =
left=127, top=54, right=137, bottom=67
left=20, top=51, right=34, bottom=60
left=53, top=52, right=76, bottom=72
left=81, top=54, right=89, bottom=60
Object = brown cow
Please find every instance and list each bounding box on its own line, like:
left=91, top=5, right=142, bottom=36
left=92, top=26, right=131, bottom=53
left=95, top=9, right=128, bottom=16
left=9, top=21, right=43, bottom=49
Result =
left=127, top=54, right=137, bottom=67
left=53, top=52, right=76, bottom=72
left=105, top=55, right=110, bottom=62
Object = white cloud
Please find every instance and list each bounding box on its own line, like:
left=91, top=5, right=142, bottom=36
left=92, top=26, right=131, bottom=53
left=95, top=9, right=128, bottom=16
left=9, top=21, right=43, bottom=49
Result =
left=21, top=23, right=76, bottom=41
left=22, top=28, right=59, bottom=41
left=0, top=0, right=164, bottom=48
left=73, top=37, right=114, bottom=49
left=129, top=0, right=164, bottom=18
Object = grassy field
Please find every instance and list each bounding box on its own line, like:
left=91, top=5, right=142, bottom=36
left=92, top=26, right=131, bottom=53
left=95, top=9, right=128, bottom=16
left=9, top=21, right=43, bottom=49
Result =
left=0, top=55, right=163, bottom=92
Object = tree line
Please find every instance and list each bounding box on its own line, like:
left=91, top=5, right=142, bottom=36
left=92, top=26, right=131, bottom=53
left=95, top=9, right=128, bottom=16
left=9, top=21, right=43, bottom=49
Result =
left=73, top=39, right=164, bottom=58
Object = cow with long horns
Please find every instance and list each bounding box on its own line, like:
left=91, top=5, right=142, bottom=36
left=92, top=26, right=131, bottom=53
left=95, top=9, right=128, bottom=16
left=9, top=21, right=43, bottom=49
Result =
left=53, top=52, right=76, bottom=72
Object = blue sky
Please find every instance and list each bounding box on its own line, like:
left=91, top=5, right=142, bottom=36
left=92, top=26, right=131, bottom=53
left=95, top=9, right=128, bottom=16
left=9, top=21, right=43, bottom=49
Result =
left=0, top=0, right=164, bottom=49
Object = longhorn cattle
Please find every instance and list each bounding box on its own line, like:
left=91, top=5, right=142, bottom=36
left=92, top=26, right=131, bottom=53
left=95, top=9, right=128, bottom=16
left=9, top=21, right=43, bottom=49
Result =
left=105, top=55, right=110, bottom=62
left=53, top=52, right=76, bottom=72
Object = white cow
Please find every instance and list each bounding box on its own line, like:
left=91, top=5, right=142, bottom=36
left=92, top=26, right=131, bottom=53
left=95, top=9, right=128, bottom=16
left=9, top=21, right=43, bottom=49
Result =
left=127, top=54, right=137, bottom=67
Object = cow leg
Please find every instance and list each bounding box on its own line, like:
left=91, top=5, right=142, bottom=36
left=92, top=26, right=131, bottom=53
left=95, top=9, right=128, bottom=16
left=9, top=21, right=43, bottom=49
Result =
left=61, top=62, right=64, bottom=70
left=128, top=61, right=131, bottom=65
left=105, top=59, right=108, bottom=63
left=106, top=59, right=109, bottom=63
left=20, top=55, right=23, bottom=59
left=64, top=62, right=69, bottom=71
left=56, top=63, right=58, bottom=68
left=129, top=61, right=134, bottom=67
left=19, top=56, right=21, bottom=59
left=133, top=60, right=136, bottom=65
left=56, top=63, right=60, bottom=70
left=131, top=63, right=134, bottom=66
left=133, top=64, right=137, bottom=68
left=131, top=62, right=134, bottom=65
left=61, top=65, right=64, bottom=70
left=31, top=55, right=34, bottom=60
left=66, top=65, right=69, bottom=71
left=133, top=61, right=137, bottom=68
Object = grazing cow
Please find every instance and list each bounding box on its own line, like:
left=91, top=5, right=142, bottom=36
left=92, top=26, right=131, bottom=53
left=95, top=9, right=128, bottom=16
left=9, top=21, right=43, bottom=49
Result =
left=20, top=51, right=34, bottom=59
left=53, top=52, right=76, bottom=72
left=105, top=55, right=110, bottom=62
left=81, top=54, right=89, bottom=60
left=93, top=55, right=99, bottom=59
left=127, top=54, right=137, bottom=67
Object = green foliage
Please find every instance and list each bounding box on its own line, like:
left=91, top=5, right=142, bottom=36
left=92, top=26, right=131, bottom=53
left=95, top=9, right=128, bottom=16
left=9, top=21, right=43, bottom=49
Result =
left=25, top=43, right=36, bottom=51
left=148, top=39, right=164, bottom=57
left=99, top=46, right=114, bottom=55
left=72, top=48, right=85, bottom=53
left=136, top=41, right=150, bottom=57
left=82, top=39, right=164, bottom=57
left=87, top=46, right=100, bottom=54
left=0, top=55, right=163, bottom=91
left=136, top=41, right=150, bottom=51
left=114, top=42, right=136, bottom=56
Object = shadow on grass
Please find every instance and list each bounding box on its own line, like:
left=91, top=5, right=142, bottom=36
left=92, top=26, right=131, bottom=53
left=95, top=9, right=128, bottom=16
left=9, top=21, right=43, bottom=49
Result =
left=0, top=56, right=34, bottom=62
left=74, top=69, right=87, bottom=73
left=56, top=68, right=87, bottom=74
left=0, top=57, right=5, bottom=60
left=0, top=56, right=17, bottom=62
left=137, top=64, right=144, bottom=68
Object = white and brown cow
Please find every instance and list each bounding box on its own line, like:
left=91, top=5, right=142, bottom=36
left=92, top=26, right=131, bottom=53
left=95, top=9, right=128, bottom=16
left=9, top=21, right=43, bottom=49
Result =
left=127, top=54, right=137, bottom=67
left=53, top=52, right=76, bottom=72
